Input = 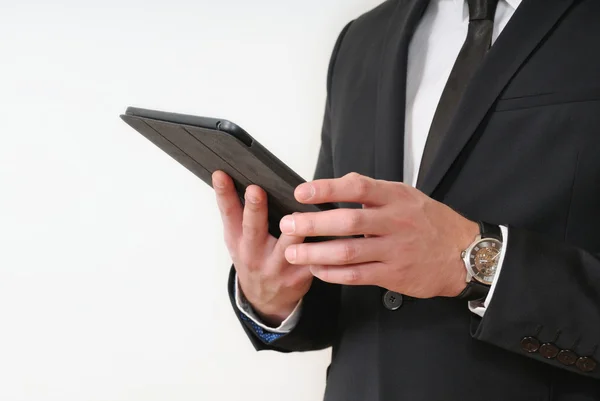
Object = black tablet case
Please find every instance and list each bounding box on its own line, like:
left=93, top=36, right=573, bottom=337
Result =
left=120, top=107, right=336, bottom=238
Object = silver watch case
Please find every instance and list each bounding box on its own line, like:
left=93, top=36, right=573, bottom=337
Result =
left=461, top=235, right=503, bottom=286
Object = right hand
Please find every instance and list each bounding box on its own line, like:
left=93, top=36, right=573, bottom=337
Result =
left=212, top=170, right=313, bottom=326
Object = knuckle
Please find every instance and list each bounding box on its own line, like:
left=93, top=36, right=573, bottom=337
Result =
left=318, top=182, right=332, bottom=199
left=257, top=269, right=274, bottom=283
left=246, top=258, right=262, bottom=274
left=391, top=182, right=407, bottom=198
left=403, top=213, right=419, bottom=230
left=216, top=184, right=232, bottom=197
left=220, top=203, right=237, bottom=218
left=280, top=275, right=295, bottom=289
left=345, top=268, right=360, bottom=283
left=389, top=213, right=406, bottom=229
left=339, top=242, right=357, bottom=263
left=345, top=172, right=361, bottom=181
left=396, top=181, right=409, bottom=192
left=399, top=239, right=418, bottom=257
left=390, top=211, right=416, bottom=231
left=344, top=210, right=363, bottom=232
left=355, top=176, right=371, bottom=198
left=416, top=195, right=429, bottom=213
left=303, top=216, right=316, bottom=235
left=282, top=273, right=306, bottom=291
left=242, top=222, right=260, bottom=237
left=244, top=199, right=262, bottom=212
left=393, top=248, right=413, bottom=270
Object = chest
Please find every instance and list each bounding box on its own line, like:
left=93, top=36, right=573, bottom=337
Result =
left=327, top=0, right=600, bottom=246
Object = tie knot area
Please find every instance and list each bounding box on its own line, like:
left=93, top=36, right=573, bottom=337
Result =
left=467, top=0, right=500, bottom=21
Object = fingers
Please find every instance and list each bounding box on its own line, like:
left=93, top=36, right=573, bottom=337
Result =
left=284, top=237, right=388, bottom=266
left=279, top=208, right=386, bottom=237
left=213, top=171, right=243, bottom=248
left=241, top=184, right=269, bottom=258
left=273, top=215, right=306, bottom=263
left=310, top=262, right=385, bottom=286
left=213, top=171, right=271, bottom=260
left=294, top=173, right=400, bottom=206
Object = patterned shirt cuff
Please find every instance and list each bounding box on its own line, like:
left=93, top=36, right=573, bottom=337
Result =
left=239, top=314, right=286, bottom=343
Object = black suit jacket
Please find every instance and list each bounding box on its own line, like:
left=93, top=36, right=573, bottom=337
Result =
left=228, top=0, right=600, bottom=399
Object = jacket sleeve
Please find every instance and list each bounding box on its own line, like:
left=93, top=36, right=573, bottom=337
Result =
left=227, top=21, right=354, bottom=353
left=472, top=225, right=600, bottom=378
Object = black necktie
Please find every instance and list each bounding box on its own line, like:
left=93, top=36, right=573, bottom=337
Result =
left=416, top=0, right=500, bottom=188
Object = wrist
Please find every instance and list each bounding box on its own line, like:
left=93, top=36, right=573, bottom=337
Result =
left=445, top=219, right=479, bottom=297
left=458, top=219, right=481, bottom=253
left=442, top=259, right=469, bottom=298
left=252, top=301, right=298, bottom=327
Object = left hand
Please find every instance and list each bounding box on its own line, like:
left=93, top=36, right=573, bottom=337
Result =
left=280, top=172, right=479, bottom=298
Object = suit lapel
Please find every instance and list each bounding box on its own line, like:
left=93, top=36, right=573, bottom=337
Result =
left=373, top=0, right=429, bottom=182
left=417, top=0, right=576, bottom=196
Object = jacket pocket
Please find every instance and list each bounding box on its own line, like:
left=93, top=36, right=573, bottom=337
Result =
left=494, top=88, right=600, bottom=112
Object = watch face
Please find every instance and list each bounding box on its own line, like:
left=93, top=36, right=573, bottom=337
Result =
left=469, top=239, right=502, bottom=285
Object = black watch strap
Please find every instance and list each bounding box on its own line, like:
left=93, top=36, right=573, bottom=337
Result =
left=456, top=280, right=489, bottom=301
left=478, top=221, right=501, bottom=240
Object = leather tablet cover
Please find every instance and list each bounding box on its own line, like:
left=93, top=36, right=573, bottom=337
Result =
left=120, top=108, right=336, bottom=238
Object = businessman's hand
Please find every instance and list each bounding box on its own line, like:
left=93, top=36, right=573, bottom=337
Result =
left=280, top=173, right=479, bottom=298
left=213, top=171, right=312, bottom=326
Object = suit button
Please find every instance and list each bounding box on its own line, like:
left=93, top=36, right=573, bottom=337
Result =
left=576, top=357, right=597, bottom=373
left=557, top=350, right=578, bottom=366
left=539, top=343, right=559, bottom=359
left=382, top=291, right=403, bottom=310
left=520, top=337, right=540, bottom=353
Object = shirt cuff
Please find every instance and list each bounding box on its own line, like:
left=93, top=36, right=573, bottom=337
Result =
left=469, top=225, right=509, bottom=317
left=234, top=273, right=302, bottom=334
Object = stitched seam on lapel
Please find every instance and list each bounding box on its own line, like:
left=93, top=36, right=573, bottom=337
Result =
left=373, top=0, right=403, bottom=180
left=495, top=97, right=600, bottom=113
left=327, top=21, right=354, bottom=111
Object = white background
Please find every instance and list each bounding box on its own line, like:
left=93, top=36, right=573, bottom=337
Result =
left=0, top=1, right=382, bottom=400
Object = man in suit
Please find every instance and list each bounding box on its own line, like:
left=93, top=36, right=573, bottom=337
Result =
left=213, top=0, right=600, bottom=399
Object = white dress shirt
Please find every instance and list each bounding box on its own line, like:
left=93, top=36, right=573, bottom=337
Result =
left=235, top=0, right=521, bottom=332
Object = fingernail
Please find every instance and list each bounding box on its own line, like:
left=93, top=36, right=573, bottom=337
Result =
left=280, top=215, right=295, bottom=234
left=309, top=265, right=321, bottom=276
left=296, top=184, right=315, bottom=201
left=213, top=179, right=224, bottom=189
left=285, top=246, right=297, bottom=263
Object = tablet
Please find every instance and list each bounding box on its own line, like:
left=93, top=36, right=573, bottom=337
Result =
left=120, top=106, right=337, bottom=238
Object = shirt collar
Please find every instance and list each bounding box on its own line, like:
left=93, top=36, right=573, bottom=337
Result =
left=454, top=0, right=522, bottom=19
left=504, top=0, right=522, bottom=9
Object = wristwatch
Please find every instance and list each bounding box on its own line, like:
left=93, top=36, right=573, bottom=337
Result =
left=456, top=221, right=503, bottom=301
